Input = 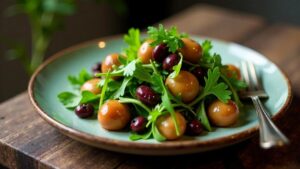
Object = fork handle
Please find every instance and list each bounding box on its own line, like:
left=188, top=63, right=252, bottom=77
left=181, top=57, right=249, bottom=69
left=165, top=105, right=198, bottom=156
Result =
left=251, top=96, right=289, bottom=148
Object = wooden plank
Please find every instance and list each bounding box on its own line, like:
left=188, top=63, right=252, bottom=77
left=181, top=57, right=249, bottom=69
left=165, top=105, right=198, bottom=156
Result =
left=162, top=4, right=265, bottom=42
left=117, top=142, right=250, bottom=169
left=40, top=141, right=127, bottom=169
left=244, top=24, right=300, bottom=95
left=0, top=93, right=125, bottom=169
left=0, top=5, right=267, bottom=169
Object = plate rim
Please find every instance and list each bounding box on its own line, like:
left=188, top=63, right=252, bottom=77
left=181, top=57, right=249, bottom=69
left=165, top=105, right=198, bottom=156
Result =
left=28, top=34, right=293, bottom=152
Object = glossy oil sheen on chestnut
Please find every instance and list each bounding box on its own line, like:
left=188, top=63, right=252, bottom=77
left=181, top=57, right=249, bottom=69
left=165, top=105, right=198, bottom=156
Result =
left=1, top=4, right=299, bottom=169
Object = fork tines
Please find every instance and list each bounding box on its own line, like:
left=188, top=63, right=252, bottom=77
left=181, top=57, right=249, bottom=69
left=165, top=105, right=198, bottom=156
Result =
left=240, top=61, right=268, bottom=99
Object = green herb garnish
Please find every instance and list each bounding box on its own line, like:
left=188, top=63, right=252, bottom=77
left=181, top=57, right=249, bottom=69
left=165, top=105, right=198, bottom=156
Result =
left=123, top=28, right=141, bottom=62
left=189, top=67, right=232, bottom=106
left=68, top=69, right=92, bottom=87
left=147, top=24, right=187, bottom=53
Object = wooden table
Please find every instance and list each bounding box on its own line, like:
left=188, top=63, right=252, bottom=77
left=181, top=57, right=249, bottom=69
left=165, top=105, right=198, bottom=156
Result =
left=1, top=4, right=300, bottom=169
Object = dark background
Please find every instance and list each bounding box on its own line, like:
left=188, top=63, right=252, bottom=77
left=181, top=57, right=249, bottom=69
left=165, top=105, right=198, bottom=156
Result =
left=0, top=0, right=299, bottom=102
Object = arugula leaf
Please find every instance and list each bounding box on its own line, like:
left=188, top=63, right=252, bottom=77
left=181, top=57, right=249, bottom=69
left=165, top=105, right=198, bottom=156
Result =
left=80, top=91, right=99, bottom=104
left=123, top=28, right=141, bottom=62
left=161, top=91, right=174, bottom=115
left=197, top=100, right=212, bottom=131
left=150, top=61, right=180, bottom=135
left=152, top=123, right=166, bottom=141
left=68, top=69, right=92, bottom=86
left=58, top=92, right=81, bottom=108
left=129, top=129, right=152, bottom=141
left=150, top=73, right=164, bottom=93
left=111, top=77, right=132, bottom=99
left=147, top=24, right=187, bottom=53
left=99, top=72, right=110, bottom=107
left=119, top=97, right=152, bottom=114
left=169, top=53, right=183, bottom=78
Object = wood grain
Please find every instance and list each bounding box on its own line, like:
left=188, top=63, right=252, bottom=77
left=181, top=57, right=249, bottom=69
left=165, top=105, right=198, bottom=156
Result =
left=0, top=93, right=127, bottom=169
left=162, top=4, right=265, bottom=42
left=244, top=24, right=300, bottom=95
left=3, top=4, right=300, bottom=169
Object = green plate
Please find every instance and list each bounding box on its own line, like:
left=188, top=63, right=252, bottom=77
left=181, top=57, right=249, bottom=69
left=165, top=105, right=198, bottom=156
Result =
left=28, top=36, right=292, bottom=155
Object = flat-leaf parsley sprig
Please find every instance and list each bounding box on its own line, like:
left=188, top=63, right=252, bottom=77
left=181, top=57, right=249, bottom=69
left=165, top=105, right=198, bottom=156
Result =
left=147, top=24, right=188, bottom=53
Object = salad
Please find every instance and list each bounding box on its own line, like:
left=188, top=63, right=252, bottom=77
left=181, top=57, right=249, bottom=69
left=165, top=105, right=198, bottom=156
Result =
left=58, top=24, right=247, bottom=141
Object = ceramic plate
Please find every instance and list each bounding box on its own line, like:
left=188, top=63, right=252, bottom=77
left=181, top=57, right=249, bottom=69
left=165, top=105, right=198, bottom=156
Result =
left=28, top=35, right=292, bottom=155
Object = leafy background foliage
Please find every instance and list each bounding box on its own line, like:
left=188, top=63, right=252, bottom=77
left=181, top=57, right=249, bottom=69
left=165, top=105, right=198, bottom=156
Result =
left=3, top=0, right=126, bottom=74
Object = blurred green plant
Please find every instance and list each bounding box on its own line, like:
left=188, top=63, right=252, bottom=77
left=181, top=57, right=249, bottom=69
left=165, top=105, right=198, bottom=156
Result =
left=5, top=0, right=76, bottom=74
left=4, top=0, right=126, bottom=75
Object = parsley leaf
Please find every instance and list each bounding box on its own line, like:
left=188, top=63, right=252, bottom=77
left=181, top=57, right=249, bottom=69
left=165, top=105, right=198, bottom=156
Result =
left=133, top=62, right=153, bottom=84
left=123, top=60, right=136, bottom=76
left=200, top=40, right=222, bottom=68
left=189, top=67, right=232, bottom=106
left=220, top=74, right=244, bottom=107
left=111, top=77, right=132, bottom=99
left=58, top=92, right=81, bottom=108
left=80, top=91, right=99, bottom=104
left=147, top=24, right=187, bottom=53
left=105, top=80, right=122, bottom=92
left=202, top=40, right=213, bottom=57
left=123, top=28, right=141, bottom=62
left=129, top=108, right=166, bottom=142
left=123, top=60, right=154, bottom=84
left=203, top=67, right=232, bottom=102
left=169, top=53, right=183, bottom=78
left=68, top=69, right=92, bottom=86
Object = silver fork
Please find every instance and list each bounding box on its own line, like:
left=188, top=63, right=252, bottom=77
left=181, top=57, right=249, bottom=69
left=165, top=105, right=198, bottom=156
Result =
left=240, top=61, right=289, bottom=148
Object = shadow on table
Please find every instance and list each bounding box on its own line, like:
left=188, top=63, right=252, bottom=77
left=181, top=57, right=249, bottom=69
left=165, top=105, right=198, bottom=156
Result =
left=0, top=164, right=7, bottom=169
